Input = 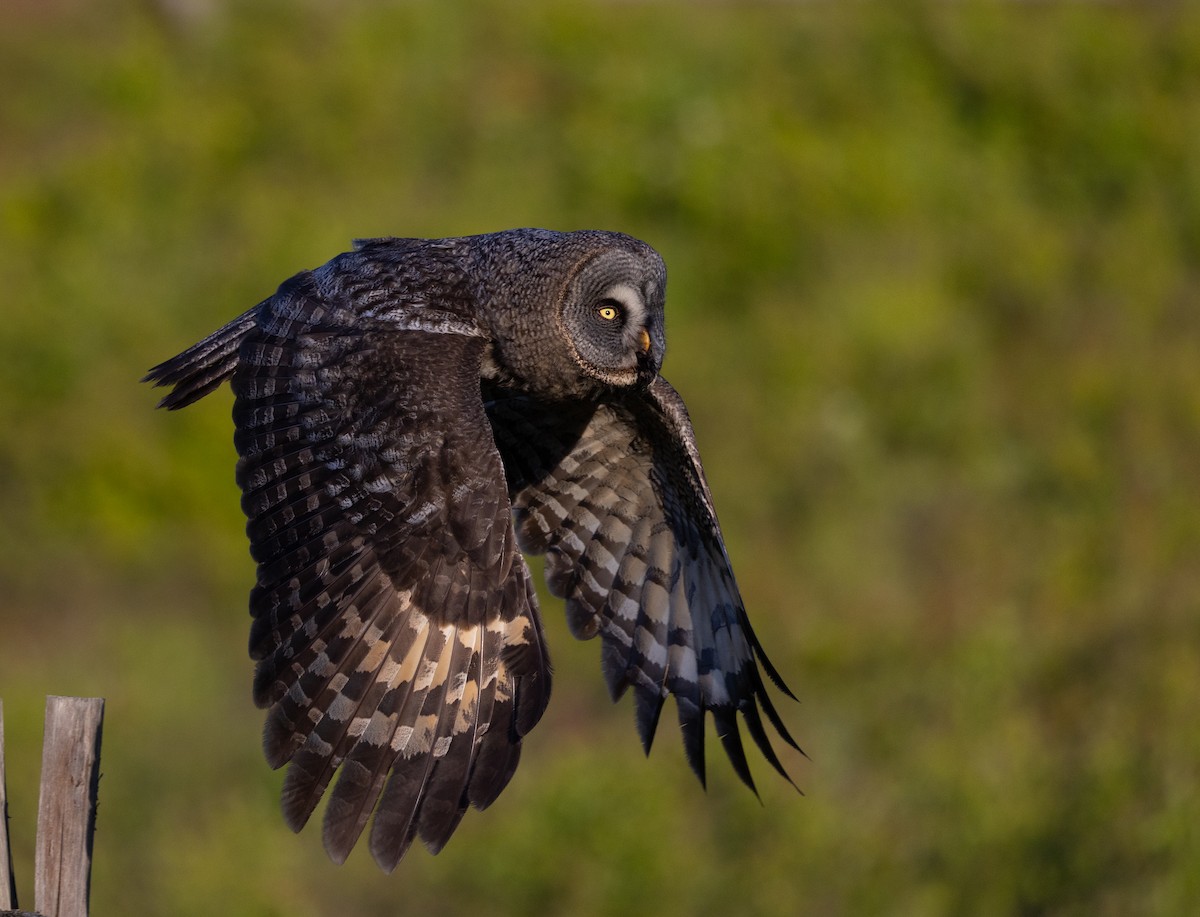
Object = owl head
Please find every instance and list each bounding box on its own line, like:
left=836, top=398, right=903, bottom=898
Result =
left=473, top=229, right=667, bottom=399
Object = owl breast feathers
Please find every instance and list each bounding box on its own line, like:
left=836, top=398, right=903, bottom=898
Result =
left=145, top=228, right=800, bottom=871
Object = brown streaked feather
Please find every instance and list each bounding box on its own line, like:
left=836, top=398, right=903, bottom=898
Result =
left=278, top=582, right=423, bottom=836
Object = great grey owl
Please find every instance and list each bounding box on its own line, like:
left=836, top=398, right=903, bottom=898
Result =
left=145, top=228, right=799, bottom=871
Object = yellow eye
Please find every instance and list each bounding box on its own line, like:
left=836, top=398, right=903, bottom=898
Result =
left=598, top=305, right=619, bottom=321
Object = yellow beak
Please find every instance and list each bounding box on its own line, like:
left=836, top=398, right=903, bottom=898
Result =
left=639, top=328, right=651, bottom=353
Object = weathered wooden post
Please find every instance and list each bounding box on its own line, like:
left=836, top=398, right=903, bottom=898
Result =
left=34, top=697, right=104, bottom=917
left=0, top=697, right=104, bottom=917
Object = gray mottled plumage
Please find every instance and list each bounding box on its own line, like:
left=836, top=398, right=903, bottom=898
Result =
left=144, top=228, right=799, bottom=872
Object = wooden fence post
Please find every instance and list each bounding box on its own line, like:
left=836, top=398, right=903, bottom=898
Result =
left=33, top=697, right=104, bottom=917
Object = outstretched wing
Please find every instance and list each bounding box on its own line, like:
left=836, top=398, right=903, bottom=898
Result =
left=485, top=376, right=800, bottom=792
left=146, top=270, right=551, bottom=870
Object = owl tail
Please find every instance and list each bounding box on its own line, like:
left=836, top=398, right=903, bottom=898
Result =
left=143, top=307, right=258, bottom=409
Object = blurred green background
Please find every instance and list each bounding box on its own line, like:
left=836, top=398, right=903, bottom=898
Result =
left=3, top=1, right=1199, bottom=914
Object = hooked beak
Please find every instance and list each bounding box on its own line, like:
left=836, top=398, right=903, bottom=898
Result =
left=638, top=327, right=651, bottom=354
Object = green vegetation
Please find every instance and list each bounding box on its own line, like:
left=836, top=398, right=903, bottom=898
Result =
left=3, top=1, right=1198, bottom=914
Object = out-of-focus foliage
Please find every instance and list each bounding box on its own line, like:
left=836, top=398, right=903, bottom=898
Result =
left=2, top=1, right=1198, bottom=914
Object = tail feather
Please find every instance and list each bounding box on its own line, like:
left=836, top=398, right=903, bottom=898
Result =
left=143, top=307, right=258, bottom=409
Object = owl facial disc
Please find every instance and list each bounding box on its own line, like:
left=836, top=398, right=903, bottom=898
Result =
left=561, top=249, right=665, bottom=388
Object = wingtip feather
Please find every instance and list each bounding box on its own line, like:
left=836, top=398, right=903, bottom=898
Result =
left=714, top=707, right=759, bottom=800
left=635, top=687, right=665, bottom=756
left=678, top=701, right=707, bottom=789
left=143, top=308, right=257, bottom=410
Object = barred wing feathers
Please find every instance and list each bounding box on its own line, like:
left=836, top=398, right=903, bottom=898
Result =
left=485, top=376, right=800, bottom=792
left=145, top=272, right=550, bottom=870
